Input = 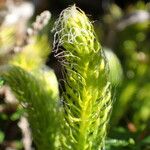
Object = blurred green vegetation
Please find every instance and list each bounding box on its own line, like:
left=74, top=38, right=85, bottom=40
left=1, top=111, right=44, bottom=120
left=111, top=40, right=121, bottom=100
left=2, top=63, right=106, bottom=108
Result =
left=100, top=1, right=150, bottom=150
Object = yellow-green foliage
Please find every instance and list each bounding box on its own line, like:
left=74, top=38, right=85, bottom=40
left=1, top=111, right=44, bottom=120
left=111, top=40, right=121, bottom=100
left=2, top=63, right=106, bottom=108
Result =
left=53, top=5, right=112, bottom=150
left=0, top=12, right=60, bottom=149
left=10, top=35, right=50, bottom=71
left=0, top=65, right=60, bottom=150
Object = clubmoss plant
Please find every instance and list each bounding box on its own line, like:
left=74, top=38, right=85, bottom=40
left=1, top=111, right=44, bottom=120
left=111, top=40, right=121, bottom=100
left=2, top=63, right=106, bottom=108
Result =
left=0, top=10, right=61, bottom=149
left=0, top=5, right=112, bottom=150
left=0, top=65, right=60, bottom=150
left=53, top=5, right=112, bottom=150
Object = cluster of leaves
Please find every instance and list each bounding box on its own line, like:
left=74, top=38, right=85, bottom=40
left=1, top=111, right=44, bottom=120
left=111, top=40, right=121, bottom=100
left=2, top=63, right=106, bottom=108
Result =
left=0, top=7, right=59, bottom=149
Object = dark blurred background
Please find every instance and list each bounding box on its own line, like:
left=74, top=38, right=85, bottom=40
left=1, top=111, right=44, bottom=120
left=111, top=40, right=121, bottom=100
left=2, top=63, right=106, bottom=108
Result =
left=34, top=0, right=149, bottom=16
